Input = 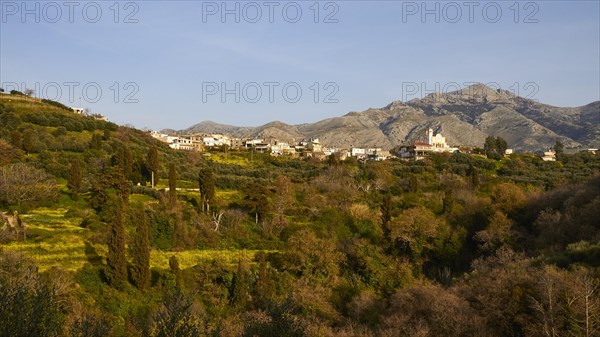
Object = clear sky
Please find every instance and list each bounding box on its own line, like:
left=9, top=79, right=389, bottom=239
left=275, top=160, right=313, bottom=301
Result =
left=1, top=1, right=598, bottom=130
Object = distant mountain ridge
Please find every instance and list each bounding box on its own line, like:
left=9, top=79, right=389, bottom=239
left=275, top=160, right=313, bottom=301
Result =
left=170, top=84, right=600, bottom=152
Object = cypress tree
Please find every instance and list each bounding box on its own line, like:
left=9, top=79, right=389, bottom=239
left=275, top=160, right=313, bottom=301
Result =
left=468, top=164, right=480, bottom=189
left=381, top=193, right=392, bottom=239
left=89, top=133, right=102, bottom=150
left=554, top=139, right=564, bottom=160
left=130, top=207, right=150, bottom=290
left=168, top=163, right=177, bottom=207
left=67, top=159, right=83, bottom=200
left=147, top=145, right=159, bottom=187
left=106, top=200, right=128, bottom=290
left=253, top=253, right=275, bottom=310
left=198, top=167, right=215, bottom=213
left=442, top=188, right=454, bottom=214
left=230, top=256, right=249, bottom=308
left=111, top=151, right=131, bottom=203
left=169, top=255, right=182, bottom=289
left=112, top=145, right=133, bottom=180
left=495, top=136, right=508, bottom=156
left=409, top=175, right=419, bottom=193
left=123, top=144, right=133, bottom=180
left=173, top=212, right=187, bottom=249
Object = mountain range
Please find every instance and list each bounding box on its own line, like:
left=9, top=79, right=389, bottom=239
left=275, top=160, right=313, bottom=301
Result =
left=167, top=84, right=600, bottom=152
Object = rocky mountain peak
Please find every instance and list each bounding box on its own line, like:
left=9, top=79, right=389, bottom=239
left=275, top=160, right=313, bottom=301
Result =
left=417, top=83, right=517, bottom=106
left=384, top=100, right=407, bottom=110
left=175, top=85, right=599, bottom=152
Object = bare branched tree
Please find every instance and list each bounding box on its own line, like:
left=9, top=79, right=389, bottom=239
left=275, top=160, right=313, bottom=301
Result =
left=0, top=163, right=59, bottom=205
left=212, top=211, right=224, bottom=232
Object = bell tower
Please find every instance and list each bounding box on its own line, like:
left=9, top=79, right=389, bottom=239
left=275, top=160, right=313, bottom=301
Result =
left=427, top=128, right=433, bottom=145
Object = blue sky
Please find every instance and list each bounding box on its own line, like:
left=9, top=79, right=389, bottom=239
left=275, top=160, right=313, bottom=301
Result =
left=1, top=1, right=599, bottom=130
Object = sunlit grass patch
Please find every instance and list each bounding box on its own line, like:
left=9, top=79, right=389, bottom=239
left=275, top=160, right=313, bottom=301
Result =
left=23, top=208, right=85, bottom=237
left=0, top=94, right=74, bottom=116
left=130, top=193, right=154, bottom=204
left=208, top=154, right=251, bottom=166
left=149, top=249, right=263, bottom=270
left=27, top=207, right=70, bottom=219
left=2, top=206, right=273, bottom=273
left=155, top=180, right=197, bottom=189
left=3, top=241, right=87, bottom=272
left=216, top=190, right=243, bottom=205
left=2, top=207, right=88, bottom=271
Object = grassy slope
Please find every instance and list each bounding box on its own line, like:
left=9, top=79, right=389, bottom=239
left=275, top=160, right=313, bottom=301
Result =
left=0, top=94, right=72, bottom=114
left=0, top=94, right=261, bottom=272
left=2, top=189, right=260, bottom=272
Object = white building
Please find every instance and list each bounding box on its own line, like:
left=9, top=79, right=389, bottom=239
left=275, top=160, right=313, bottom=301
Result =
left=398, top=127, right=458, bottom=160
left=542, top=150, right=556, bottom=161
left=351, top=148, right=366, bottom=157
left=168, top=136, right=204, bottom=151
left=165, top=135, right=179, bottom=144
left=201, top=134, right=231, bottom=147
left=370, top=149, right=392, bottom=161
left=271, top=141, right=295, bottom=156
left=244, top=139, right=265, bottom=148
left=150, top=130, right=168, bottom=139
left=150, top=130, right=177, bottom=144
left=366, top=148, right=382, bottom=156
left=306, top=138, right=322, bottom=152
left=322, top=147, right=340, bottom=156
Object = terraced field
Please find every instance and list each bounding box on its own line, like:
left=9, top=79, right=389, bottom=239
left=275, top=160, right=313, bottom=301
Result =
left=2, top=207, right=262, bottom=272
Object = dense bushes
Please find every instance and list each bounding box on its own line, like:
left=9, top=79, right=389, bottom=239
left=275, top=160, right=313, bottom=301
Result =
left=517, top=175, right=600, bottom=251
left=41, top=98, right=72, bottom=111
left=20, top=111, right=114, bottom=132
left=0, top=253, right=68, bottom=337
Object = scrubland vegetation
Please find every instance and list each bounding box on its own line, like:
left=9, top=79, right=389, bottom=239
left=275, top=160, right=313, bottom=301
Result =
left=1, top=94, right=599, bottom=336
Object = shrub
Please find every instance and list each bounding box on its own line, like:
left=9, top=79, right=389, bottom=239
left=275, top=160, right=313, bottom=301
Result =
left=0, top=163, right=59, bottom=206
left=41, top=99, right=71, bottom=111
left=0, top=252, right=68, bottom=336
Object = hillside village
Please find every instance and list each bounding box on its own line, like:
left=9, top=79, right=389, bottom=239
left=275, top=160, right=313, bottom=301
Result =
left=150, top=130, right=395, bottom=161
left=149, top=127, right=569, bottom=162
left=149, top=126, right=591, bottom=163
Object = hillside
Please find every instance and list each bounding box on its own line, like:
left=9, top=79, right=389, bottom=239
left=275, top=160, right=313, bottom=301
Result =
left=1, top=92, right=600, bottom=336
left=176, top=83, right=600, bottom=152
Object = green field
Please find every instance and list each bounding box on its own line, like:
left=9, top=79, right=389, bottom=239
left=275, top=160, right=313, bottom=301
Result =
left=2, top=206, right=262, bottom=272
